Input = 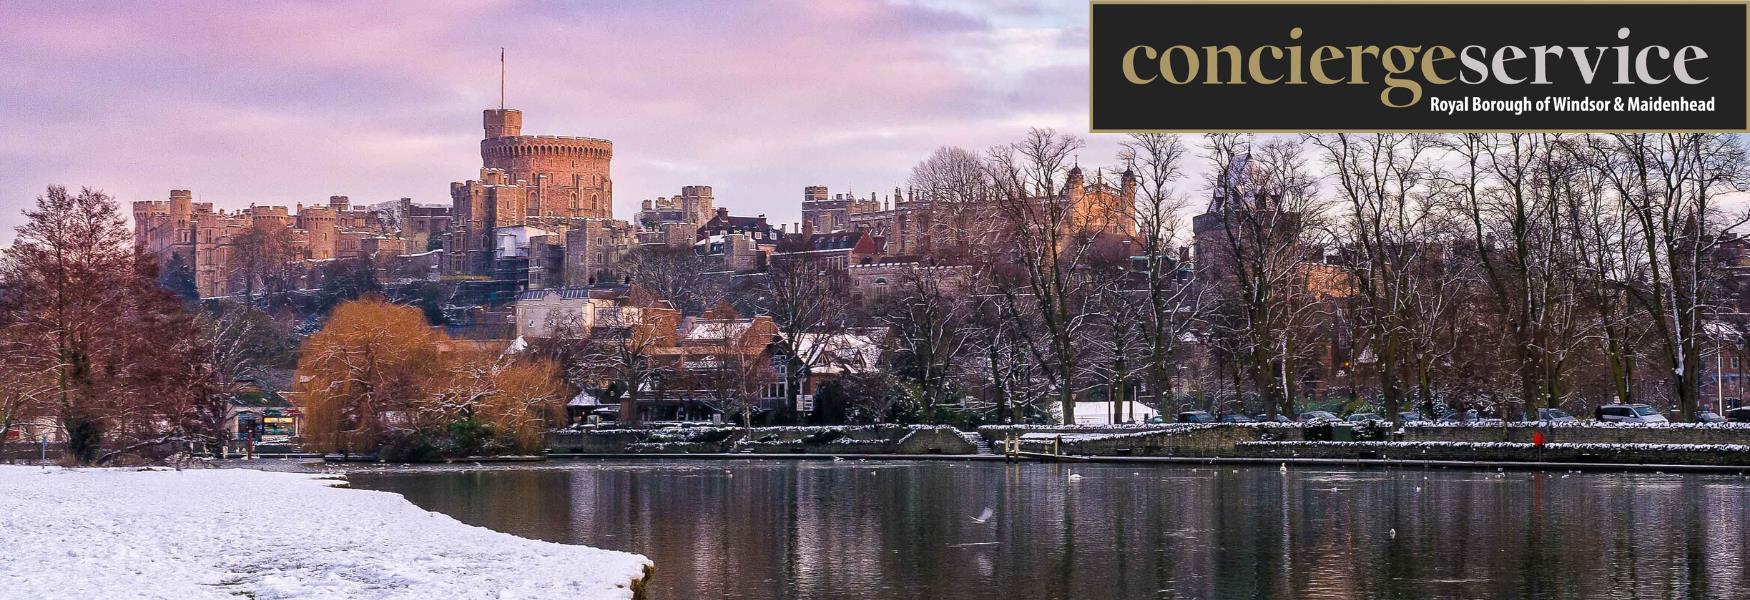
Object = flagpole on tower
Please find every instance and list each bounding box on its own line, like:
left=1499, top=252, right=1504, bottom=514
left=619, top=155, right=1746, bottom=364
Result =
left=499, top=48, right=506, bottom=110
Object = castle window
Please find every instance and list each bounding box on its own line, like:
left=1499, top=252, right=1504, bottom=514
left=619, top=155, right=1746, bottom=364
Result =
left=764, top=358, right=788, bottom=400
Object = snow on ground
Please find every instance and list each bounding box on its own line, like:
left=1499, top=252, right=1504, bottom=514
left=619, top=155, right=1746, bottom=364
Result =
left=0, top=466, right=651, bottom=600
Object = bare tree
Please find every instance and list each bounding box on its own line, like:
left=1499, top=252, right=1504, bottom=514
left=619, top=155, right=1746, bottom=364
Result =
left=759, top=255, right=850, bottom=419
left=1084, top=267, right=1153, bottom=423
left=228, top=220, right=298, bottom=302
left=875, top=263, right=973, bottom=422
left=0, top=325, right=55, bottom=455
left=1434, top=134, right=1586, bottom=417
left=1311, top=133, right=1443, bottom=421
left=907, top=145, right=996, bottom=261
left=623, top=244, right=722, bottom=315
left=571, top=307, right=675, bottom=426
left=188, top=302, right=278, bottom=456
left=1199, top=135, right=1326, bottom=417
left=1584, top=133, right=1750, bottom=420
left=1120, top=133, right=1203, bottom=411
left=683, top=317, right=776, bottom=429
left=986, top=128, right=1094, bottom=423
left=1564, top=136, right=1650, bottom=408
left=1, top=187, right=146, bottom=463
left=962, top=290, right=1054, bottom=424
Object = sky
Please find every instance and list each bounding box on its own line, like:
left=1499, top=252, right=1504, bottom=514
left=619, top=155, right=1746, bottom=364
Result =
left=0, top=0, right=1140, bottom=241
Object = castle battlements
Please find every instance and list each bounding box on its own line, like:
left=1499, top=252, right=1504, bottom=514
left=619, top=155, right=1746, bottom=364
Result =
left=132, top=187, right=450, bottom=298
left=484, top=134, right=614, bottom=145
left=450, top=107, right=617, bottom=279
left=480, top=136, right=613, bottom=160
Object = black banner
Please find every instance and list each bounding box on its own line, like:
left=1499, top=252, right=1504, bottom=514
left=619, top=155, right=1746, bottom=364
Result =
left=1091, top=2, right=1750, bottom=131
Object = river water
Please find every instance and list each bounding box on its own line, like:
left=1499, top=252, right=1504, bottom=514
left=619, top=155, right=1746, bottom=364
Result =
left=350, top=459, right=1750, bottom=599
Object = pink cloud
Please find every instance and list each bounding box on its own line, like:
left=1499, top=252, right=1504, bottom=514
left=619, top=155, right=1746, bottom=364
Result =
left=0, top=1, right=1118, bottom=240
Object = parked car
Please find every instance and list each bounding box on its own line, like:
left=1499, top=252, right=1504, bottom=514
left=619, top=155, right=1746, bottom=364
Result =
left=1345, top=413, right=1384, bottom=423
left=1397, top=411, right=1428, bottom=424
left=1438, top=409, right=1481, bottom=422
left=1695, top=410, right=1728, bottom=424
left=1146, top=414, right=1168, bottom=424
left=1176, top=411, right=1216, bottom=424
left=1594, top=403, right=1669, bottom=424
left=1535, top=408, right=1579, bottom=423
left=1217, top=414, right=1256, bottom=423
left=1297, top=411, right=1340, bottom=423
left=1254, top=414, right=1293, bottom=423
left=1727, top=407, right=1750, bottom=423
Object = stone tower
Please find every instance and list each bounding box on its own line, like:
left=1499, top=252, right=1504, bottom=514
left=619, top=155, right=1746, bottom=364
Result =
left=484, top=108, right=523, bottom=139
left=478, top=108, right=613, bottom=219
left=677, top=185, right=714, bottom=227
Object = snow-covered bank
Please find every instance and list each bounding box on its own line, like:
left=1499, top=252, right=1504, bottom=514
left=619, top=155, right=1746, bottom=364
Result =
left=0, top=466, right=651, bottom=600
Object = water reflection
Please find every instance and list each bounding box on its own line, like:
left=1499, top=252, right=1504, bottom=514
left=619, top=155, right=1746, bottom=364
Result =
left=350, top=461, right=1750, bottom=600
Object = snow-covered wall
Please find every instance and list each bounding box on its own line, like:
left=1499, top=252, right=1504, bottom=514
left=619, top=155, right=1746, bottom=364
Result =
left=1236, top=440, right=1750, bottom=466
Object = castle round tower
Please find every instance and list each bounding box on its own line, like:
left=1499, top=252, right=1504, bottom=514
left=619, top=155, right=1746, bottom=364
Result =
left=297, top=204, right=338, bottom=260
left=479, top=109, right=613, bottom=219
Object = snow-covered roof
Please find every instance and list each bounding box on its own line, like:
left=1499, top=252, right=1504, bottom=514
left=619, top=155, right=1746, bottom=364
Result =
left=683, top=319, right=753, bottom=343
left=568, top=389, right=619, bottom=407
left=787, top=330, right=888, bottom=374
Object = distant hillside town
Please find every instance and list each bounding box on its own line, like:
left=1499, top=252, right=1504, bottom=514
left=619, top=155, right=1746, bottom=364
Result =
left=5, top=113, right=1750, bottom=463
left=94, top=119, right=1750, bottom=430
left=129, top=108, right=1115, bottom=305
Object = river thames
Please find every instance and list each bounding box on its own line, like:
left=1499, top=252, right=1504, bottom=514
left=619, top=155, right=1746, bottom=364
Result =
left=352, top=459, right=1750, bottom=599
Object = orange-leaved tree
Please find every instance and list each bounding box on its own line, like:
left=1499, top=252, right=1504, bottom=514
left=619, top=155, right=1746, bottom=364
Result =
left=296, top=298, right=441, bottom=454
left=434, top=348, right=565, bottom=455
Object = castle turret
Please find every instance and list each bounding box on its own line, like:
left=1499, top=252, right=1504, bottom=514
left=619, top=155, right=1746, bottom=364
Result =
left=298, top=204, right=338, bottom=260
left=169, top=189, right=193, bottom=223
left=679, top=185, right=714, bottom=225
left=1065, top=165, right=1085, bottom=203
left=484, top=108, right=523, bottom=139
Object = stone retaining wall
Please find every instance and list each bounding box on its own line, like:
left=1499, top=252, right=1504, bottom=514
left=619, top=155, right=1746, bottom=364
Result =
left=982, top=424, right=1312, bottom=457
left=1236, top=441, right=1750, bottom=466
left=976, top=423, right=1750, bottom=460
left=1403, top=423, right=1750, bottom=445
left=549, top=425, right=976, bottom=455
left=547, top=430, right=648, bottom=453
